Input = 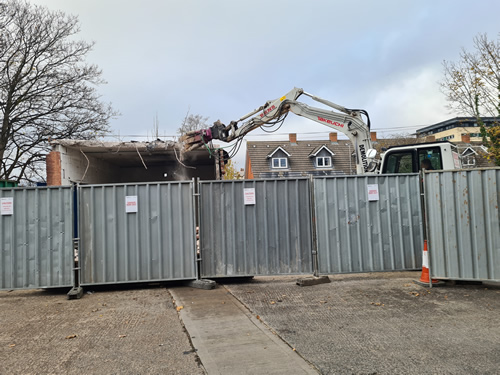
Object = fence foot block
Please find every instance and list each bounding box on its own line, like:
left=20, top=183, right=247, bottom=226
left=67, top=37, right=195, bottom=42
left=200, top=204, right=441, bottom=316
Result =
left=188, top=279, right=217, bottom=290
left=296, top=275, right=331, bottom=287
left=67, top=286, right=84, bottom=300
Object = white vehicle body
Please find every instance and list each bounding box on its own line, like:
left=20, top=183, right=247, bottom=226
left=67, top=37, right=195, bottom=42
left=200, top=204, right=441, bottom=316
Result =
left=380, top=142, right=461, bottom=173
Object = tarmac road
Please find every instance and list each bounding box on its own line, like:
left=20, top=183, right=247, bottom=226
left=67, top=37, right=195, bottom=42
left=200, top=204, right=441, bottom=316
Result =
left=224, top=272, right=500, bottom=375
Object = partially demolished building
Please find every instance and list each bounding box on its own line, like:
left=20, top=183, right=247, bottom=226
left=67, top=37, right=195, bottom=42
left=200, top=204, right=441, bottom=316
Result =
left=46, top=139, right=222, bottom=186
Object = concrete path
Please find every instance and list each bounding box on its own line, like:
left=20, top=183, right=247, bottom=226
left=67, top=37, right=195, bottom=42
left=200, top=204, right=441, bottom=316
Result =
left=169, top=285, right=318, bottom=375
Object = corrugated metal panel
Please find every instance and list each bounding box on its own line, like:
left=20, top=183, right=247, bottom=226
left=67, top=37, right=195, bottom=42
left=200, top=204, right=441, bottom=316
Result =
left=425, top=169, right=500, bottom=282
left=0, top=187, right=74, bottom=289
left=79, top=182, right=196, bottom=285
left=314, top=174, right=423, bottom=274
left=200, top=179, right=313, bottom=277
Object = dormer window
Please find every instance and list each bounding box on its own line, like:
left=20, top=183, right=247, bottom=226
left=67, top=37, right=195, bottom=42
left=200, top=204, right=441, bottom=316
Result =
left=309, top=145, right=334, bottom=169
left=267, top=146, right=290, bottom=170
left=272, top=157, right=288, bottom=168
left=316, top=156, right=332, bottom=168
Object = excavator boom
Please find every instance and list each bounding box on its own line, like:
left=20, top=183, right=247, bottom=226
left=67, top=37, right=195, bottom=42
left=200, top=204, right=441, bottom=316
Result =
left=180, top=87, right=378, bottom=173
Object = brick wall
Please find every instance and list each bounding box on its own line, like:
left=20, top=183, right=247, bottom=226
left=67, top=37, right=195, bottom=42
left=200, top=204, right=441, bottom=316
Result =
left=46, top=151, right=62, bottom=186
left=461, top=134, right=471, bottom=143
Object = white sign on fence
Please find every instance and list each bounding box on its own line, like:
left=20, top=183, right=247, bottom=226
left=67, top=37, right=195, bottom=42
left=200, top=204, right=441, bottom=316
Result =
left=244, top=188, right=256, bottom=205
left=367, top=184, right=379, bottom=201
left=1, top=197, right=14, bottom=215
left=125, top=196, right=138, bottom=213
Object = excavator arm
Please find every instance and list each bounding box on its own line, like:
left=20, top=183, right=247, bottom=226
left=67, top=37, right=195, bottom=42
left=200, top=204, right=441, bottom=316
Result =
left=180, top=87, right=378, bottom=174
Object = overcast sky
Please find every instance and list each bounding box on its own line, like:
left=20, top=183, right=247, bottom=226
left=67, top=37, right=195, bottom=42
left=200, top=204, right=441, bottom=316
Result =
left=32, top=0, right=500, bottom=167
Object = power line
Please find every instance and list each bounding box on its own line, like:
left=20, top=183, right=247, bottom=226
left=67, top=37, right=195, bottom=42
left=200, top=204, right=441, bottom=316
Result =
left=100, top=124, right=426, bottom=140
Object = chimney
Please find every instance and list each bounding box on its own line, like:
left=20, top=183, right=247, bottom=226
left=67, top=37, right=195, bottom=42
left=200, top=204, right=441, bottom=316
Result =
left=46, top=151, right=62, bottom=186
left=329, top=132, right=338, bottom=143
left=461, top=133, right=471, bottom=143
left=289, top=133, right=297, bottom=144
left=370, top=131, right=377, bottom=142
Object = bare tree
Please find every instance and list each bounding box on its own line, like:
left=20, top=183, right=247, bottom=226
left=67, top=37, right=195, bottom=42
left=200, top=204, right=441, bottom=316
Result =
left=440, top=33, right=500, bottom=118
left=440, top=33, right=500, bottom=165
left=177, top=109, right=209, bottom=136
left=0, top=0, right=116, bottom=184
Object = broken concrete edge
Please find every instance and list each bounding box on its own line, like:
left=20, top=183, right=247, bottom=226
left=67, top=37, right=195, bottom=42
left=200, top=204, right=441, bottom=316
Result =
left=187, top=279, right=217, bottom=290
left=166, top=289, right=208, bottom=374
left=67, top=286, right=84, bottom=300
left=50, top=139, right=179, bottom=151
left=296, top=275, right=331, bottom=287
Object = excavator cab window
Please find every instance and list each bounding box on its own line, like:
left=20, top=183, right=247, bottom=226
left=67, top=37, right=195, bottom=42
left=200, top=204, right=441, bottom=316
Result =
left=382, top=151, right=416, bottom=174
left=417, top=147, right=443, bottom=171
left=382, top=146, right=443, bottom=174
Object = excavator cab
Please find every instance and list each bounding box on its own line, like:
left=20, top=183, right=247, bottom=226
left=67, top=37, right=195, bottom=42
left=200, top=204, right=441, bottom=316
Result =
left=380, top=142, right=459, bottom=174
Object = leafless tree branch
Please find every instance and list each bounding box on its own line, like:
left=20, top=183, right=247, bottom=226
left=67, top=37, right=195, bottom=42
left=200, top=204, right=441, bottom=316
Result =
left=0, top=0, right=118, bottom=184
left=440, top=33, right=500, bottom=118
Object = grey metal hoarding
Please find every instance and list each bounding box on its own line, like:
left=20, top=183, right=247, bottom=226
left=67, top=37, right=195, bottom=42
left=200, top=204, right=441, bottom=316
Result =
left=199, top=179, right=313, bottom=277
left=79, top=182, right=197, bottom=285
left=314, top=174, right=423, bottom=274
left=0, top=187, right=74, bottom=289
left=425, top=169, right=500, bottom=282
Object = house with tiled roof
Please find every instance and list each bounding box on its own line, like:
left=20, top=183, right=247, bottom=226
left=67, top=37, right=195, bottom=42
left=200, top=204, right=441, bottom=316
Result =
left=244, top=133, right=359, bottom=179
left=244, top=130, right=497, bottom=179
left=453, top=134, right=496, bottom=168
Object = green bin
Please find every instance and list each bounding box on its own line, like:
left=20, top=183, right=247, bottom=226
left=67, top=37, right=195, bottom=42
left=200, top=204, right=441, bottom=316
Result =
left=0, top=180, right=18, bottom=188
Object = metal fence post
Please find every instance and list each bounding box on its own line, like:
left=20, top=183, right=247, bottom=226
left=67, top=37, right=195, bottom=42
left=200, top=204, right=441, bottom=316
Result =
left=309, top=175, right=319, bottom=277
left=193, top=177, right=201, bottom=280
left=67, top=184, right=83, bottom=299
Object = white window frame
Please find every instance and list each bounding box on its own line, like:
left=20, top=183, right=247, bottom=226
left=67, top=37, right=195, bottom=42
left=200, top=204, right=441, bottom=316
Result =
left=316, top=156, right=332, bottom=168
left=272, top=157, right=288, bottom=169
left=462, top=156, right=476, bottom=167
left=461, top=147, right=477, bottom=156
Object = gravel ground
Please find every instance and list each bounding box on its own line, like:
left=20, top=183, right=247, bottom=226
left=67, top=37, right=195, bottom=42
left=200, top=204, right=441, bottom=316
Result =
left=224, top=272, right=500, bottom=375
left=0, top=286, right=205, bottom=375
